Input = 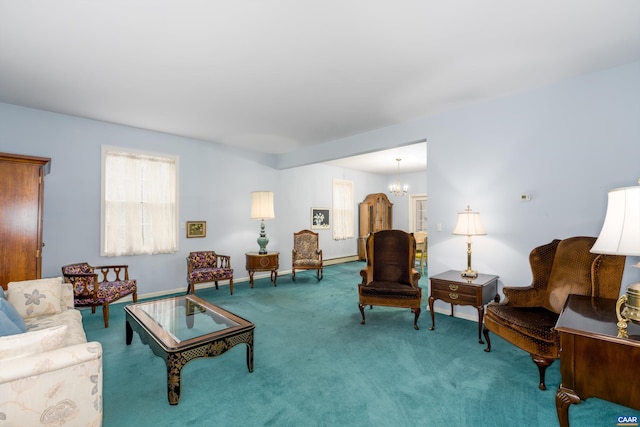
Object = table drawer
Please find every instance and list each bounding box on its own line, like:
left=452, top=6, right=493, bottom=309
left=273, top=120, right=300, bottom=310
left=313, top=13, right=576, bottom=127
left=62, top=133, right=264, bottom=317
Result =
left=431, top=287, right=477, bottom=304
left=431, top=280, right=477, bottom=294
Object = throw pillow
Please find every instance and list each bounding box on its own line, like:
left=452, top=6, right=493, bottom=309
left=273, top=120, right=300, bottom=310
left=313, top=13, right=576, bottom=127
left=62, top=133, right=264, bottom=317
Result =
left=0, top=311, right=24, bottom=336
left=0, top=324, right=67, bottom=361
left=0, top=298, right=28, bottom=334
left=6, top=277, right=63, bottom=319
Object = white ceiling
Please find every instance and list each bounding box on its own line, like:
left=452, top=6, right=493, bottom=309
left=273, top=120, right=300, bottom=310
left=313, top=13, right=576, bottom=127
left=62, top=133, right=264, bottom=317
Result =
left=1, top=1, right=639, bottom=174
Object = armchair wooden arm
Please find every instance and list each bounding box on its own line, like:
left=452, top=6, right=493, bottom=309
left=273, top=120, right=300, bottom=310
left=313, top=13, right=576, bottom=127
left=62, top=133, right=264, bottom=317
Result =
left=93, top=264, right=130, bottom=282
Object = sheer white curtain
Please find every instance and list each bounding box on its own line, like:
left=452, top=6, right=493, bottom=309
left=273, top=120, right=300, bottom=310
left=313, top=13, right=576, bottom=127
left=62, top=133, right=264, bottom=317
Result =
left=102, top=147, right=178, bottom=256
left=332, top=179, right=354, bottom=240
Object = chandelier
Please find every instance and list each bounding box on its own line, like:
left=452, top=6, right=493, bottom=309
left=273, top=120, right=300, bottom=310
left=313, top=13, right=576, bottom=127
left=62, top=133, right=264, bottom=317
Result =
left=389, top=158, right=408, bottom=196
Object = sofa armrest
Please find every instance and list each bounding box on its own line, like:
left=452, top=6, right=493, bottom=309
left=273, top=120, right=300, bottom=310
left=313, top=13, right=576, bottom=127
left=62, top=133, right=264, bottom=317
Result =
left=0, top=342, right=103, bottom=426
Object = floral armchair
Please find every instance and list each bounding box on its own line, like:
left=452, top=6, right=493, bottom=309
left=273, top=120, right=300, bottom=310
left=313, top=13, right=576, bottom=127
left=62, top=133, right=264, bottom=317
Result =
left=186, top=251, right=234, bottom=295
left=61, top=262, right=137, bottom=328
left=292, top=230, right=323, bottom=281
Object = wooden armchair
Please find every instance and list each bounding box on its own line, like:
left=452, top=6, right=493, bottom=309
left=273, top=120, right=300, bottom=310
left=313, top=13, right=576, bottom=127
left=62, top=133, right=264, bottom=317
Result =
left=186, top=251, right=234, bottom=295
left=292, top=229, right=323, bottom=281
left=483, top=236, right=625, bottom=390
left=358, top=230, right=422, bottom=330
left=61, top=262, right=137, bottom=328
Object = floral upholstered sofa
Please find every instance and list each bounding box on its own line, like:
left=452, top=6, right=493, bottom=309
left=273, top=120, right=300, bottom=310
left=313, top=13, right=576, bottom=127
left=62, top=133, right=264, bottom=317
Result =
left=0, top=277, right=102, bottom=427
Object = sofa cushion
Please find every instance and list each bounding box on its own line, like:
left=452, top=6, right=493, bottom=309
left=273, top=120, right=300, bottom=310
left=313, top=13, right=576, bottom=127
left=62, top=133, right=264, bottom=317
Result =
left=0, top=298, right=28, bottom=335
left=6, top=277, right=63, bottom=319
left=0, top=325, right=67, bottom=361
left=25, top=310, right=87, bottom=347
left=60, top=280, right=75, bottom=311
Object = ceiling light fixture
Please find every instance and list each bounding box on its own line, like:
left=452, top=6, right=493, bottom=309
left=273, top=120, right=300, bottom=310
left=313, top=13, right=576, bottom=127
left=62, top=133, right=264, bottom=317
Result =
left=389, top=158, right=408, bottom=197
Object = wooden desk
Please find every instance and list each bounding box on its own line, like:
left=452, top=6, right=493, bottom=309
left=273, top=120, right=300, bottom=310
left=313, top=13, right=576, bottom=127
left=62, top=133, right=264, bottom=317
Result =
left=428, top=270, right=499, bottom=343
left=555, top=294, right=640, bottom=427
left=245, top=252, right=279, bottom=288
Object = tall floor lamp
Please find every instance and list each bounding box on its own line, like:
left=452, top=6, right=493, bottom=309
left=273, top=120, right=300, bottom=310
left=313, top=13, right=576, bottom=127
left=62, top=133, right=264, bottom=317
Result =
left=251, top=191, right=275, bottom=254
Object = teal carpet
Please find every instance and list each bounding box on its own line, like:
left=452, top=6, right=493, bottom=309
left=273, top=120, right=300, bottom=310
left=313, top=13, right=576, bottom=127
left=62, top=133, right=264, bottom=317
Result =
left=81, top=262, right=639, bottom=426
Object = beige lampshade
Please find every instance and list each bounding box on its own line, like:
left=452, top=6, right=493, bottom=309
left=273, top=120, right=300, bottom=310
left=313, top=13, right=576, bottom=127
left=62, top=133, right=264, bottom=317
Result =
left=591, top=184, right=640, bottom=258
left=250, top=191, right=275, bottom=220
left=452, top=206, right=486, bottom=236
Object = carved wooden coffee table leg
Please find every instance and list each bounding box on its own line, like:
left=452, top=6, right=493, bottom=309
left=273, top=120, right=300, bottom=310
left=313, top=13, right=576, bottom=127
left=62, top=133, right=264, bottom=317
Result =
left=166, top=353, right=183, bottom=405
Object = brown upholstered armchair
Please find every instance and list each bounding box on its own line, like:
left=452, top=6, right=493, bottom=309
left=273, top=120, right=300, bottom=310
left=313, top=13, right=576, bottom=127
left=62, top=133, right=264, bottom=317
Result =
left=358, top=230, right=422, bottom=330
left=186, top=251, right=234, bottom=295
left=61, top=262, right=138, bottom=328
left=292, top=229, right=323, bottom=281
left=483, top=236, right=625, bottom=390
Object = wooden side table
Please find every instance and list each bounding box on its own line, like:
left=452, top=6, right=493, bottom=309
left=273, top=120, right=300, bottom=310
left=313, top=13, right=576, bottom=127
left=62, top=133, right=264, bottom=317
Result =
left=428, top=270, right=499, bottom=343
left=245, top=252, right=279, bottom=288
left=555, top=294, right=640, bottom=427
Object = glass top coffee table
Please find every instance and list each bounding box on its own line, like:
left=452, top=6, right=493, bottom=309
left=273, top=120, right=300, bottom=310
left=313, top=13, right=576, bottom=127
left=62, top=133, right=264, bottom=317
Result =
left=125, top=295, right=255, bottom=405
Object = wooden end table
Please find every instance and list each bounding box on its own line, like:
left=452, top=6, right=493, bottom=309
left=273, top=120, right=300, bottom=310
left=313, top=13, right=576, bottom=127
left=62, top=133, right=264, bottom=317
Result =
left=428, top=270, right=499, bottom=343
left=555, top=294, right=640, bottom=427
left=245, top=251, right=279, bottom=288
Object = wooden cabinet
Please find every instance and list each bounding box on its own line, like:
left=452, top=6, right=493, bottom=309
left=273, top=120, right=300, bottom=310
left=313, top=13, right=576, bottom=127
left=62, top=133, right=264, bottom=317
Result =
left=0, top=152, right=51, bottom=290
left=358, top=193, right=393, bottom=260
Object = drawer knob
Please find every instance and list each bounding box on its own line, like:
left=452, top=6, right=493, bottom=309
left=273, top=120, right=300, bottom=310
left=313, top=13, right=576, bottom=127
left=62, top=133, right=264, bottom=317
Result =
left=449, top=284, right=459, bottom=291
left=449, top=293, right=459, bottom=300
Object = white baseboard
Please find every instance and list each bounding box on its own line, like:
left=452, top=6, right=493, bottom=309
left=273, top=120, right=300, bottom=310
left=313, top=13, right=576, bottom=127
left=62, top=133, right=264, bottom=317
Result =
left=125, top=256, right=362, bottom=302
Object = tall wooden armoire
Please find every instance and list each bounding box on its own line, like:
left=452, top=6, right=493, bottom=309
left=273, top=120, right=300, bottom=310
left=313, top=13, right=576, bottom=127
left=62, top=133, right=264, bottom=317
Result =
left=358, top=193, right=393, bottom=260
left=0, top=152, right=51, bottom=290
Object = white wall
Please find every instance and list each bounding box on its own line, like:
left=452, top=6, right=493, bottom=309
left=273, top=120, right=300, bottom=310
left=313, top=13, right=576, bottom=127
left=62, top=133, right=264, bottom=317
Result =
left=0, top=104, right=424, bottom=296
left=2, top=60, right=638, bottom=312
left=277, top=60, right=640, bottom=319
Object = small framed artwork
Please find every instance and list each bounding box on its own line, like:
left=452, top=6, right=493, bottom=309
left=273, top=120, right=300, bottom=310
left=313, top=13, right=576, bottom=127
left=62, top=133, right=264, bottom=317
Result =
left=311, top=208, right=331, bottom=230
left=186, top=221, right=206, bottom=238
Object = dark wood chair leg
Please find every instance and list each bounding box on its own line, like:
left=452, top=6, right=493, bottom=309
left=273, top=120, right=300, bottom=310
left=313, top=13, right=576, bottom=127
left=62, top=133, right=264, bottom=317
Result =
left=413, top=307, right=420, bottom=330
left=532, top=356, right=554, bottom=390
left=483, top=327, right=492, bottom=352
left=103, top=304, right=110, bottom=328
left=359, top=304, right=366, bottom=324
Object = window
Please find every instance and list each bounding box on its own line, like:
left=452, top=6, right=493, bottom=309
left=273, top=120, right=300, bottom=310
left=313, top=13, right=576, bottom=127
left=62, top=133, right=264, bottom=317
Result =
left=410, top=194, right=427, bottom=232
left=332, top=179, right=354, bottom=240
left=101, top=146, right=178, bottom=256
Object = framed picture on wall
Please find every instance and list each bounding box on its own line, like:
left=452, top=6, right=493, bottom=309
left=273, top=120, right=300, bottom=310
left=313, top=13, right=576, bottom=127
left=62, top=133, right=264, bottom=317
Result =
left=311, top=208, right=331, bottom=230
left=186, top=221, right=206, bottom=238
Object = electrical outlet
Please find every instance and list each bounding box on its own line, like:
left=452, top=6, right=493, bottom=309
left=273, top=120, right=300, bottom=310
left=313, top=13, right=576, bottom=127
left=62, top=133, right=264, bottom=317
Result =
left=436, top=223, right=442, bottom=232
